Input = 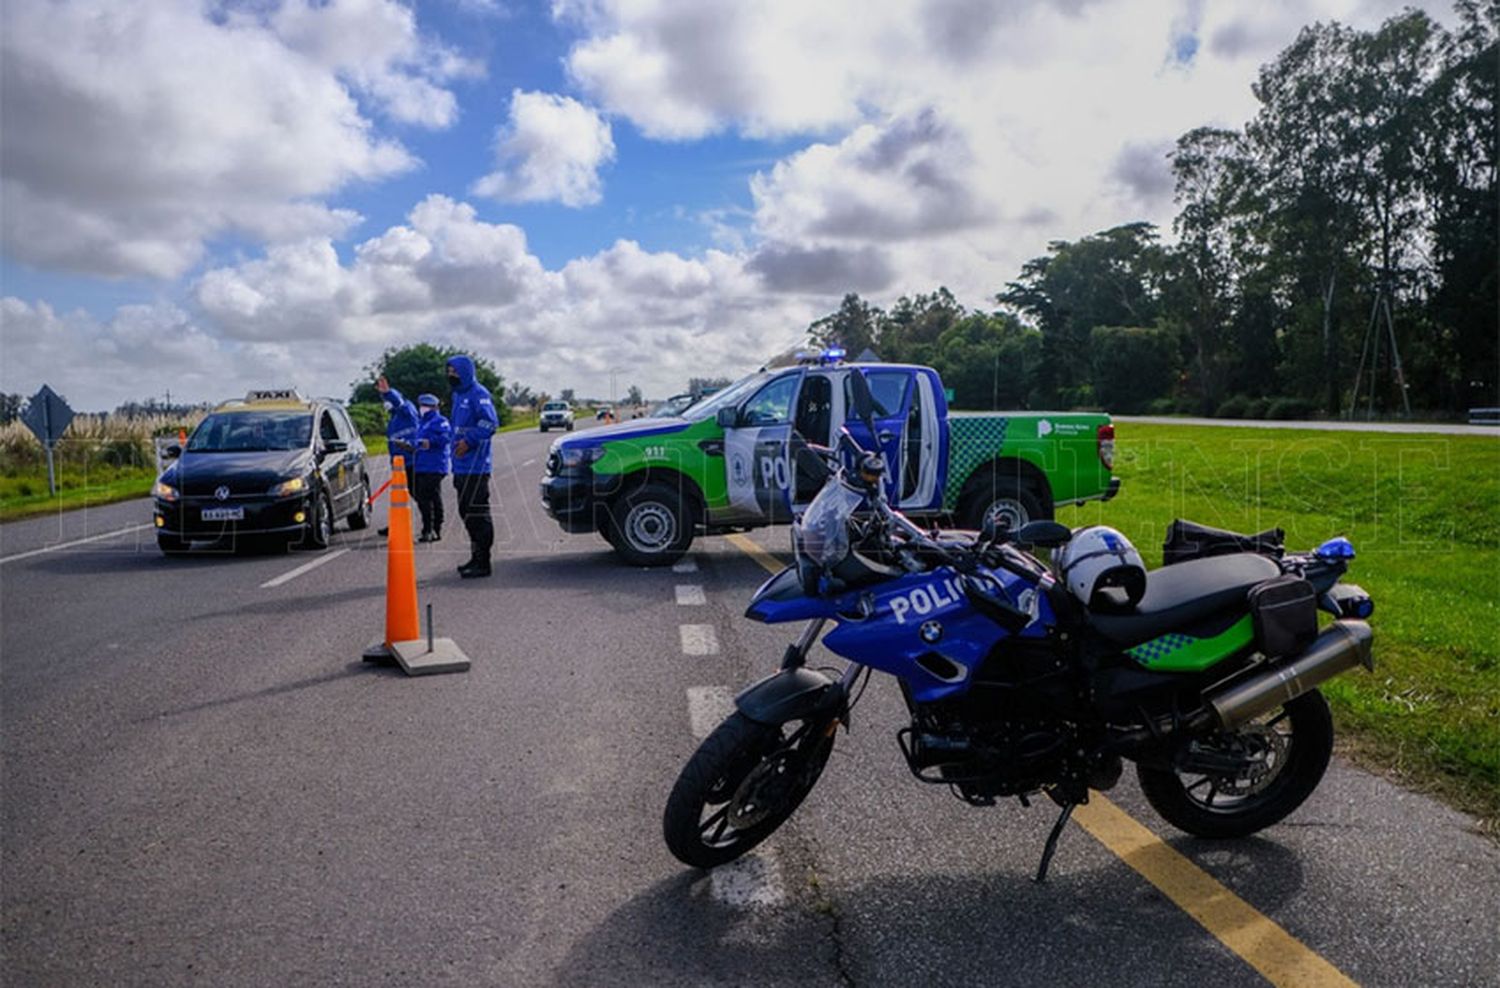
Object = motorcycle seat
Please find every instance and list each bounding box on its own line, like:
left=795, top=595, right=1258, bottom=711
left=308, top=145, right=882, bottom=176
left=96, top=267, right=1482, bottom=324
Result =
left=1087, top=554, right=1281, bottom=647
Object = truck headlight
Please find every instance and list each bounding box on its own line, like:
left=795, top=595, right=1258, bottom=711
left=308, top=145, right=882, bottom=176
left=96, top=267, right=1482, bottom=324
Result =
left=269, top=476, right=308, bottom=497
left=558, top=447, right=605, bottom=470
left=153, top=481, right=179, bottom=503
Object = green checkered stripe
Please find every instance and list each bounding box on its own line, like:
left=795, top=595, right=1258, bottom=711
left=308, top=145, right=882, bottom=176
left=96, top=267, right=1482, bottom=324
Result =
left=943, top=416, right=1009, bottom=509
left=1127, top=633, right=1196, bottom=663
left=1125, top=616, right=1255, bottom=673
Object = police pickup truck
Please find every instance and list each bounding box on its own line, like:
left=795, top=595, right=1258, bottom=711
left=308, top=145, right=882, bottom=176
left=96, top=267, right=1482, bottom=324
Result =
left=540, top=355, right=1120, bottom=565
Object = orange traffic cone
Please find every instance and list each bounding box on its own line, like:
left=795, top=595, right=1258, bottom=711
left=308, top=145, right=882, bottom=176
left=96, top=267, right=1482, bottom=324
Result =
left=363, top=456, right=420, bottom=661
left=362, top=456, right=471, bottom=675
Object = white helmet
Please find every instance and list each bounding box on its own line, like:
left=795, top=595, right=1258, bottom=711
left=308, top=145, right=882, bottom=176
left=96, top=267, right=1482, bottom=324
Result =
left=1056, top=525, right=1147, bottom=609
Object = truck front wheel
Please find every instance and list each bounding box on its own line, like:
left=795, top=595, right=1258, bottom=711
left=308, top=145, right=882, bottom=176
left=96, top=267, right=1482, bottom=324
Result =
left=961, top=475, right=1050, bottom=533
left=609, top=483, right=694, bottom=566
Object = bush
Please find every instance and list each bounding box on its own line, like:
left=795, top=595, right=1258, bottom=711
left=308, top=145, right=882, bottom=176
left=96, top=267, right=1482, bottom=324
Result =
left=1245, top=397, right=1271, bottom=419
left=1215, top=394, right=1253, bottom=418
left=347, top=402, right=386, bottom=437
left=1266, top=396, right=1318, bottom=420
left=1146, top=397, right=1178, bottom=415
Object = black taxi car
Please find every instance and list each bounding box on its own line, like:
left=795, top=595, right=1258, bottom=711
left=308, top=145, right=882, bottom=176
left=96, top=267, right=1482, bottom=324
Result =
left=153, top=390, right=372, bottom=554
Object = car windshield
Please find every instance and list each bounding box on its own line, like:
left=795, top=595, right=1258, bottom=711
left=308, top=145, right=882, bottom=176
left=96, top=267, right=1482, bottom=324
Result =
left=544, top=402, right=568, bottom=411
left=187, top=411, right=311, bottom=452
left=680, top=372, right=768, bottom=422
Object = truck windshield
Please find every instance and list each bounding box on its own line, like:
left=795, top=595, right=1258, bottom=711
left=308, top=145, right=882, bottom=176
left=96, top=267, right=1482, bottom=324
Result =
left=681, top=373, right=768, bottom=422
left=188, top=412, right=311, bottom=452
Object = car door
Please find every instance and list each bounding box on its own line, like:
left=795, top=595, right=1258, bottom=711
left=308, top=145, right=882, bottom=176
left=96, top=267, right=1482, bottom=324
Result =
left=331, top=405, right=364, bottom=508
left=316, top=409, right=348, bottom=511
left=722, top=370, right=803, bottom=524
left=897, top=371, right=942, bottom=512
left=841, top=368, right=914, bottom=505
left=790, top=371, right=835, bottom=510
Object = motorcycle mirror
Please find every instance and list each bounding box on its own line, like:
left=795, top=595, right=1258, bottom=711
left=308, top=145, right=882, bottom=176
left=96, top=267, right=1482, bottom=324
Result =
left=1013, top=520, right=1072, bottom=549
left=794, top=444, right=832, bottom=487
left=980, top=513, right=1011, bottom=544
left=847, top=368, right=878, bottom=439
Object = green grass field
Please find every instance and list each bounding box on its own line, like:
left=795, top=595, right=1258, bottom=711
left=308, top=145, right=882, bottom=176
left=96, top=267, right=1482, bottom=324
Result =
left=1054, top=423, right=1500, bottom=828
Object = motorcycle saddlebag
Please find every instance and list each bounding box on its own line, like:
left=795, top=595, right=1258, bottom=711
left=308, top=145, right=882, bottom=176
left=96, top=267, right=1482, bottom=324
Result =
left=1247, top=575, right=1319, bottom=659
left=1162, top=519, right=1284, bottom=566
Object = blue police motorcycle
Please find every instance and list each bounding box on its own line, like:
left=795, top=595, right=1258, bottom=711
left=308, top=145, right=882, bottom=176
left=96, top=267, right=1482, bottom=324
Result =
left=663, top=371, right=1378, bottom=881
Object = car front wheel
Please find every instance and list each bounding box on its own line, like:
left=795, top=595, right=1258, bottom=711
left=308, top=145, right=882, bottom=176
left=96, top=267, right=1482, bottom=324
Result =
left=608, top=483, right=694, bottom=566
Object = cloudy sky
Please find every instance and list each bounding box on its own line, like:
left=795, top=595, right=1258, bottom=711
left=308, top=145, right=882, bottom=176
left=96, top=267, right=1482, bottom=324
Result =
left=0, top=0, right=1454, bottom=410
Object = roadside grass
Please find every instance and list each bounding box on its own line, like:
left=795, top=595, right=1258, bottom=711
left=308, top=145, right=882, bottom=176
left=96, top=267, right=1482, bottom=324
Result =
left=1054, top=423, right=1500, bottom=830
left=0, top=415, right=199, bottom=522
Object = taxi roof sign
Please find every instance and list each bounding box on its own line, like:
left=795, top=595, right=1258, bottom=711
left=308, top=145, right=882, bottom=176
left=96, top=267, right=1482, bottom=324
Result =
left=245, top=389, right=304, bottom=402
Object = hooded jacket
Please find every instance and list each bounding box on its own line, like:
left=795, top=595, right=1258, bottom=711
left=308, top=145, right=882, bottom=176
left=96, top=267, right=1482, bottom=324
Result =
left=414, top=404, right=451, bottom=475
left=446, top=355, right=499, bottom=475
left=381, top=387, right=421, bottom=468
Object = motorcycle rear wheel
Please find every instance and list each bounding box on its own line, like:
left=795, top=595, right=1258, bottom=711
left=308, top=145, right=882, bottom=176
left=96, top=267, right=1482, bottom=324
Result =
left=1137, top=689, right=1334, bottom=839
left=663, top=711, right=835, bottom=869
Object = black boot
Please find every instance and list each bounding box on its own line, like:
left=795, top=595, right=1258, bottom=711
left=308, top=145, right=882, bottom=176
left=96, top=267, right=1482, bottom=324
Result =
left=457, top=557, right=491, bottom=578
left=377, top=526, right=389, bottom=536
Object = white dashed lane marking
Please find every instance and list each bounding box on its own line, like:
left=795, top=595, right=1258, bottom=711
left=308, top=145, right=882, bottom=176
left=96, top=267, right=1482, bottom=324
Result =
left=260, top=548, right=350, bottom=588
left=710, top=852, right=787, bottom=907
left=675, top=584, right=706, bottom=605
left=679, top=624, right=720, bottom=655
left=685, top=686, right=734, bottom=739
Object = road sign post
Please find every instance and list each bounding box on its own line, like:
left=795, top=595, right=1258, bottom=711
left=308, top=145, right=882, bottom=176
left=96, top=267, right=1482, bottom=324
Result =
left=20, top=385, right=75, bottom=497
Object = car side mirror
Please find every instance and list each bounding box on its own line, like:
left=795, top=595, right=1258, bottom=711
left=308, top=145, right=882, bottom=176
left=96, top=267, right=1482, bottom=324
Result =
left=164, top=444, right=181, bottom=459
left=847, top=369, right=878, bottom=443
left=322, top=439, right=348, bottom=456
left=716, top=407, right=739, bottom=428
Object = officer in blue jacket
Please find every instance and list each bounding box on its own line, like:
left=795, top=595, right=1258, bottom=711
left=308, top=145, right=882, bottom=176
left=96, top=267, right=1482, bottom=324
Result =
left=376, top=375, right=420, bottom=537
left=412, top=393, right=451, bottom=542
left=446, top=355, right=499, bottom=577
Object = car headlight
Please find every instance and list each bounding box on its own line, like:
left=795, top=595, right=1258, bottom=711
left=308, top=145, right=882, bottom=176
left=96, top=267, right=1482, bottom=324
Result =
left=269, top=476, right=308, bottom=497
left=153, top=481, right=179, bottom=503
left=558, top=446, right=606, bottom=470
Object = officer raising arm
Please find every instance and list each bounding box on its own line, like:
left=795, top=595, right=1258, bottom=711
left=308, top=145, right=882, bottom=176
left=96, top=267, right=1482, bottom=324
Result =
left=446, top=355, right=499, bottom=578
left=375, top=375, right=420, bottom=538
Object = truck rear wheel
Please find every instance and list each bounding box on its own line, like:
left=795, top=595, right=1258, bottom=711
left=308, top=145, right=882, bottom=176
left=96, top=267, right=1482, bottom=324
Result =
left=961, top=474, right=1049, bottom=533
left=609, top=483, right=694, bottom=566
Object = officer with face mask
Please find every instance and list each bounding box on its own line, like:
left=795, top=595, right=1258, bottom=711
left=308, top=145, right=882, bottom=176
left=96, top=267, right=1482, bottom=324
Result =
left=412, top=393, right=450, bottom=542
left=445, top=355, right=499, bottom=577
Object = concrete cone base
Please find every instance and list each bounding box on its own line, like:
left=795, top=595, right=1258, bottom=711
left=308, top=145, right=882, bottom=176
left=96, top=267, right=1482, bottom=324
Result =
left=391, top=637, right=471, bottom=676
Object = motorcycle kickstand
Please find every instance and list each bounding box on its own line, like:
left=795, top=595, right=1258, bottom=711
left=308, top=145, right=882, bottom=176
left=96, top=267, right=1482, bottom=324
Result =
left=1034, top=801, right=1077, bottom=884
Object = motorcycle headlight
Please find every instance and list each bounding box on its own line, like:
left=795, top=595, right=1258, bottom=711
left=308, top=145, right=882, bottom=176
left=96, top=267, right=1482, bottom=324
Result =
left=153, top=481, right=179, bottom=503
left=269, top=476, right=308, bottom=497
left=558, top=446, right=606, bottom=470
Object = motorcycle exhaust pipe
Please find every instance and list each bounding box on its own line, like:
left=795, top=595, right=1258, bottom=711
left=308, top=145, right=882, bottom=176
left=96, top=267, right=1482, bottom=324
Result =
left=1207, top=620, right=1374, bottom=730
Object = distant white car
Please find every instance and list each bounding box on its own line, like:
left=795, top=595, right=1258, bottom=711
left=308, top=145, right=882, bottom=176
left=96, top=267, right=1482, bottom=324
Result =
left=539, top=401, right=574, bottom=432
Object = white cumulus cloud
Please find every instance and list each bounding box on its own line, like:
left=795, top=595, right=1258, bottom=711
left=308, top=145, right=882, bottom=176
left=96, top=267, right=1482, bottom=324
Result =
left=473, top=91, right=616, bottom=207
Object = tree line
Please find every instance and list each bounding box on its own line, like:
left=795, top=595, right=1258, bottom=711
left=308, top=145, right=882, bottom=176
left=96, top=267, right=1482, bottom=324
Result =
left=808, top=4, right=1496, bottom=418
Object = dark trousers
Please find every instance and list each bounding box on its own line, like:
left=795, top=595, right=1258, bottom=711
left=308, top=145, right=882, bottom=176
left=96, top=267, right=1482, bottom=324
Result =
left=413, top=472, right=445, bottom=535
left=454, top=472, right=493, bottom=561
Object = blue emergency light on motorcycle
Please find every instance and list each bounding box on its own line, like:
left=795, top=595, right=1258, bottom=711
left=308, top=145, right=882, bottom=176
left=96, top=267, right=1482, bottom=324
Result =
left=1314, top=536, right=1356, bottom=560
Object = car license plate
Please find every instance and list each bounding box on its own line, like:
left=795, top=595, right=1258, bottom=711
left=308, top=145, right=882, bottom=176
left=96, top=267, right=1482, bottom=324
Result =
left=201, top=507, right=244, bottom=521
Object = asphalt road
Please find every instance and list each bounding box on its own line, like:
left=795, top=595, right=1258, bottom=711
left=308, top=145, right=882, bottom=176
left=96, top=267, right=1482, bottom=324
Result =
left=2, top=421, right=1496, bottom=987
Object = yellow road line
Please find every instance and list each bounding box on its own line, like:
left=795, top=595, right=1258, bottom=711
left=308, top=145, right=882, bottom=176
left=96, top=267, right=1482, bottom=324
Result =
left=724, top=534, right=1359, bottom=988
left=1073, top=798, right=1357, bottom=987
left=725, top=533, right=784, bottom=575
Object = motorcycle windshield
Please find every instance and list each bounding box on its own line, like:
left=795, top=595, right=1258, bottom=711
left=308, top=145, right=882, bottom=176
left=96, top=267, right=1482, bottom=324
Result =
left=794, top=480, right=863, bottom=568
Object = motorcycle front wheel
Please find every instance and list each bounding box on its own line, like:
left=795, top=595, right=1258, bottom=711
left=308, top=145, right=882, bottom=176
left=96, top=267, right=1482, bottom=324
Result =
left=1137, top=689, right=1334, bottom=839
left=663, top=711, right=835, bottom=869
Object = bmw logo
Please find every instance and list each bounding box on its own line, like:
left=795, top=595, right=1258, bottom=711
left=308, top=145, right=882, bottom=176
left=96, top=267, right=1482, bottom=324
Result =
left=919, top=620, right=943, bottom=644
left=215, top=485, right=230, bottom=501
